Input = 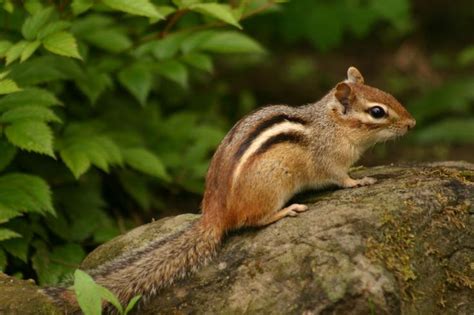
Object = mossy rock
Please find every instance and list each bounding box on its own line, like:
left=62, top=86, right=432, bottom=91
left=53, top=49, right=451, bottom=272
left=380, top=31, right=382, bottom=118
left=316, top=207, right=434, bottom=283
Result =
left=1, top=162, right=473, bottom=314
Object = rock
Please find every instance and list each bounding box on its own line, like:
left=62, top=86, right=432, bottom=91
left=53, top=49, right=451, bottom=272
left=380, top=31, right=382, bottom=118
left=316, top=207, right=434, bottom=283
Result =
left=1, top=162, right=473, bottom=314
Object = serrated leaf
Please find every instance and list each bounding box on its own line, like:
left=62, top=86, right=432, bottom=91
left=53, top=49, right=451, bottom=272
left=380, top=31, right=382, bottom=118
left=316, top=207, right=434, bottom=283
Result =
left=154, top=60, right=188, bottom=87
left=0, top=140, right=16, bottom=171
left=200, top=31, right=265, bottom=54
left=123, top=148, right=170, bottom=180
left=5, top=120, right=55, bottom=157
left=6, top=41, right=28, bottom=65
left=20, top=40, right=41, bottom=62
left=43, top=31, right=82, bottom=59
left=72, top=0, right=93, bottom=15
left=75, top=70, right=112, bottom=104
left=0, top=41, right=13, bottom=58
left=37, top=21, right=72, bottom=39
left=0, top=228, right=21, bottom=241
left=60, top=147, right=90, bottom=178
left=0, top=88, right=60, bottom=112
left=74, top=269, right=103, bottom=315
left=190, top=3, right=241, bottom=29
left=181, top=53, right=213, bottom=73
left=118, top=63, right=152, bottom=105
left=0, top=79, right=21, bottom=95
left=21, top=7, right=54, bottom=40
left=101, top=0, right=164, bottom=19
left=59, top=127, right=122, bottom=178
left=0, top=173, right=54, bottom=214
left=0, top=106, right=61, bottom=123
left=0, top=202, right=22, bottom=223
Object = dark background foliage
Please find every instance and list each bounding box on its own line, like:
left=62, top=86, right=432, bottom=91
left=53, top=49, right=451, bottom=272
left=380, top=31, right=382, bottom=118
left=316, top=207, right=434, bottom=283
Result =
left=0, top=0, right=472, bottom=284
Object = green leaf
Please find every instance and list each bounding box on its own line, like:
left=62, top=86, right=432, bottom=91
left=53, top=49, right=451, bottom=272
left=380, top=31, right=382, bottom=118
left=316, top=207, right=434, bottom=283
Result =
left=21, top=7, right=54, bottom=40
left=123, top=148, right=170, bottom=180
left=0, top=71, right=10, bottom=80
left=0, top=106, right=61, bottom=123
left=181, top=53, right=213, bottom=73
left=37, top=21, right=72, bottom=39
left=190, top=3, right=241, bottom=29
left=118, top=63, right=152, bottom=105
left=199, top=31, right=265, bottom=54
left=0, top=79, right=21, bottom=95
left=74, top=269, right=103, bottom=315
left=3, top=237, right=29, bottom=262
left=43, top=31, right=82, bottom=59
left=6, top=41, right=28, bottom=65
left=156, top=5, right=176, bottom=18
left=0, top=41, right=13, bottom=58
left=7, top=56, right=83, bottom=86
left=82, top=29, right=132, bottom=53
left=0, top=88, right=60, bottom=112
left=0, top=173, right=54, bottom=215
left=24, top=0, right=43, bottom=14
left=97, top=285, right=123, bottom=314
left=59, top=126, right=123, bottom=178
left=101, top=0, right=164, bottom=19
left=0, top=202, right=22, bottom=223
left=124, top=295, right=142, bottom=315
left=149, top=32, right=190, bottom=59
left=60, top=147, right=91, bottom=179
left=0, top=228, right=21, bottom=241
left=33, top=242, right=85, bottom=285
left=0, top=140, right=17, bottom=171
left=20, top=40, right=41, bottom=62
left=72, top=0, right=93, bottom=15
left=154, top=60, right=188, bottom=87
left=75, top=69, right=112, bottom=104
left=0, top=249, right=6, bottom=272
left=5, top=120, right=55, bottom=157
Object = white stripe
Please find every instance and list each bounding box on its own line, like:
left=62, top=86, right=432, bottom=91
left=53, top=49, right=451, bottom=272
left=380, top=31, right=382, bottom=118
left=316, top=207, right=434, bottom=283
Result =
left=232, top=121, right=307, bottom=183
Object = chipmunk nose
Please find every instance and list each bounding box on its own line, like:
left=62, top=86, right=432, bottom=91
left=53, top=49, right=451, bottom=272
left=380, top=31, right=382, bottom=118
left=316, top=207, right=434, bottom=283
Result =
left=406, top=119, right=416, bottom=130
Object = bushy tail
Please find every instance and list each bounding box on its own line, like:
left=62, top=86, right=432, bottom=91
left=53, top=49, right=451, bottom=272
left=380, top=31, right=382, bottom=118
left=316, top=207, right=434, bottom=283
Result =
left=43, top=219, right=223, bottom=313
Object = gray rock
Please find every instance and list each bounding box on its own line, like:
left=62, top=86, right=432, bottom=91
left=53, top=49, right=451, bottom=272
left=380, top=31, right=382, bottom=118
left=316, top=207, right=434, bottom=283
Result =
left=1, top=162, right=473, bottom=315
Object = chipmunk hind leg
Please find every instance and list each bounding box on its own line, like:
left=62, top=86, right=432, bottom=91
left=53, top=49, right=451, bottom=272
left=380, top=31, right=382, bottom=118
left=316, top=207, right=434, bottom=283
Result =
left=230, top=149, right=313, bottom=228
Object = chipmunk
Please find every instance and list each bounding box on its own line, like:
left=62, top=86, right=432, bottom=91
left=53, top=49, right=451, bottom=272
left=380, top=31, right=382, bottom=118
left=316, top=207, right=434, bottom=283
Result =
left=44, top=67, right=415, bottom=313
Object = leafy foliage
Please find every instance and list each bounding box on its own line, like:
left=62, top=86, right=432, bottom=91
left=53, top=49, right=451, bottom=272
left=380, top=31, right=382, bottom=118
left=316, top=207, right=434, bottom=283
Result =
left=0, top=0, right=267, bottom=283
left=74, top=269, right=141, bottom=315
left=1, top=0, right=469, bottom=288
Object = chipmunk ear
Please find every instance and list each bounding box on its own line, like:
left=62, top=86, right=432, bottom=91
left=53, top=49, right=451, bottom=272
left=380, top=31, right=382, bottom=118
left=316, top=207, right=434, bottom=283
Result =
left=347, top=66, right=364, bottom=84
left=335, top=82, right=355, bottom=113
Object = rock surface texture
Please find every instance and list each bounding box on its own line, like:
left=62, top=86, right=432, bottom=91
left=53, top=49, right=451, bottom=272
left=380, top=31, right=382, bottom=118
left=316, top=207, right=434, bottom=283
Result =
left=1, top=162, right=473, bottom=315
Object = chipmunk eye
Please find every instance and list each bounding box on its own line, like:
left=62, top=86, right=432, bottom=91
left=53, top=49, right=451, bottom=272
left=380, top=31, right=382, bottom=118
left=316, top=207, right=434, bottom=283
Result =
left=368, top=106, right=386, bottom=119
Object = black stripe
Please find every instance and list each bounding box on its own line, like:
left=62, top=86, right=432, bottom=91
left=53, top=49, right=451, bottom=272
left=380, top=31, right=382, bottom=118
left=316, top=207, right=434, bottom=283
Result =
left=254, top=132, right=306, bottom=156
left=234, top=114, right=307, bottom=159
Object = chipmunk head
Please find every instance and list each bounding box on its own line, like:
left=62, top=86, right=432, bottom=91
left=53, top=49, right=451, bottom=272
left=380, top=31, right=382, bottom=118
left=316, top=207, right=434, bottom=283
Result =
left=331, top=66, right=416, bottom=146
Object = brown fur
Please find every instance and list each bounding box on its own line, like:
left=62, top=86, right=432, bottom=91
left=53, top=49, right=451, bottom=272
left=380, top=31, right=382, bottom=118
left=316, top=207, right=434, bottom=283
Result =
left=44, top=67, right=415, bottom=313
